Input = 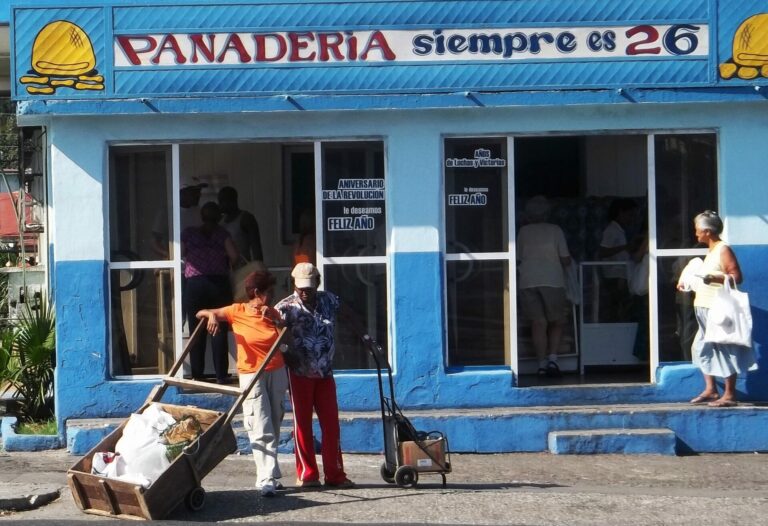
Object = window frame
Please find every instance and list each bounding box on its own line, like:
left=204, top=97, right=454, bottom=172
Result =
left=106, top=138, right=390, bottom=379
left=441, top=130, right=719, bottom=383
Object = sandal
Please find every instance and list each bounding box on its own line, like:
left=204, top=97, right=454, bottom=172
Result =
left=707, top=399, right=738, bottom=408
left=690, top=394, right=719, bottom=404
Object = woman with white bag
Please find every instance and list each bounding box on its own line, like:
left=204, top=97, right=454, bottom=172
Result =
left=677, top=211, right=757, bottom=407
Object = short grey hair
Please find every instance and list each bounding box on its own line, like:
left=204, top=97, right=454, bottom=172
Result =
left=694, top=210, right=723, bottom=235
left=525, top=195, right=551, bottom=222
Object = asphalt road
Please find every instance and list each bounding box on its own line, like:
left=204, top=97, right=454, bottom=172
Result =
left=2, top=450, right=768, bottom=524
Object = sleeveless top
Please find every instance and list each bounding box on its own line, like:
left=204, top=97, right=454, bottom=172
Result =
left=694, top=241, right=725, bottom=309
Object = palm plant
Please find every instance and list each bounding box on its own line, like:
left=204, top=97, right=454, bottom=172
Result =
left=0, top=296, right=56, bottom=422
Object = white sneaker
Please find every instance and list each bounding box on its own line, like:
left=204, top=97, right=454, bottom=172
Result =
left=259, top=482, right=277, bottom=497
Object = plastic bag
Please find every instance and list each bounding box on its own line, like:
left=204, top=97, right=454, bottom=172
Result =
left=629, top=254, right=650, bottom=296
left=91, top=452, right=126, bottom=478
left=704, top=279, right=752, bottom=348
left=113, top=404, right=176, bottom=487
left=677, top=257, right=704, bottom=292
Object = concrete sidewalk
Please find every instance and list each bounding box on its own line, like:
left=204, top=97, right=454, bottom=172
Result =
left=2, top=448, right=768, bottom=523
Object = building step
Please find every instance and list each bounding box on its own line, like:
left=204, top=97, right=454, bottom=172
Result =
left=548, top=428, right=677, bottom=455
left=65, top=402, right=768, bottom=456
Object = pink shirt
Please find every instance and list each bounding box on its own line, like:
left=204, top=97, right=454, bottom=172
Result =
left=182, top=226, right=231, bottom=278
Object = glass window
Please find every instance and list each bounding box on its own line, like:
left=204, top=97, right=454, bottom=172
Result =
left=109, top=148, right=174, bottom=261
left=444, top=138, right=509, bottom=366
left=444, top=138, right=508, bottom=254
left=321, top=142, right=386, bottom=258
left=654, top=133, right=717, bottom=362
left=656, top=256, right=697, bottom=362
left=655, top=134, right=717, bottom=250
left=446, top=260, right=508, bottom=366
left=324, top=263, right=387, bottom=370
left=109, top=146, right=175, bottom=376
left=110, top=268, right=176, bottom=376
left=319, top=140, right=388, bottom=370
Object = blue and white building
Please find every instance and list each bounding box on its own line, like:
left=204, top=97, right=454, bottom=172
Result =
left=8, top=0, right=768, bottom=453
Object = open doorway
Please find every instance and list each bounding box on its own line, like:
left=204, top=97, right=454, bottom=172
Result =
left=514, top=135, right=650, bottom=386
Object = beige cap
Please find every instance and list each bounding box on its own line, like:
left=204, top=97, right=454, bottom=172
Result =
left=291, top=262, right=319, bottom=289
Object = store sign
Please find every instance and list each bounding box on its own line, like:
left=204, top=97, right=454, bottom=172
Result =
left=323, top=178, right=385, bottom=232
left=10, top=1, right=768, bottom=100
left=114, top=24, right=708, bottom=67
left=445, top=149, right=503, bottom=208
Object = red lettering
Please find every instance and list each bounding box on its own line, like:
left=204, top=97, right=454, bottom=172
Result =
left=345, top=32, right=358, bottom=61
left=318, top=32, right=345, bottom=61
left=216, top=33, right=251, bottom=63
left=189, top=34, right=216, bottom=63
left=254, top=34, right=287, bottom=62
left=116, top=35, right=157, bottom=65
left=360, top=31, right=396, bottom=60
left=626, top=25, right=661, bottom=55
left=151, top=34, right=187, bottom=64
left=289, top=32, right=316, bottom=61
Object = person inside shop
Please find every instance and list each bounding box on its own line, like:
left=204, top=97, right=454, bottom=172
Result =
left=275, top=262, right=356, bottom=489
left=218, top=186, right=264, bottom=262
left=677, top=210, right=757, bottom=407
left=152, top=182, right=209, bottom=332
left=516, top=196, right=572, bottom=378
left=596, top=198, right=639, bottom=322
left=151, top=182, right=207, bottom=259
left=182, top=201, right=239, bottom=384
left=293, top=208, right=316, bottom=265
left=196, top=269, right=288, bottom=497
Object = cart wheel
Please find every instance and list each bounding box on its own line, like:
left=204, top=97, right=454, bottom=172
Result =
left=380, top=462, right=396, bottom=484
left=394, top=466, right=418, bottom=488
left=185, top=486, right=206, bottom=512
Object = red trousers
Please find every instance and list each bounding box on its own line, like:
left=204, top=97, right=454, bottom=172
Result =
left=288, top=372, right=347, bottom=484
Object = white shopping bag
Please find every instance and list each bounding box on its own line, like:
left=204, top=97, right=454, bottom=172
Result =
left=704, top=279, right=752, bottom=348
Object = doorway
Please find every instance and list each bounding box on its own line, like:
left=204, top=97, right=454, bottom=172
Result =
left=443, top=132, right=718, bottom=387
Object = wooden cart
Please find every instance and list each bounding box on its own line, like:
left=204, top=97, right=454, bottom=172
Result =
left=67, top=322, right=287, bottom=520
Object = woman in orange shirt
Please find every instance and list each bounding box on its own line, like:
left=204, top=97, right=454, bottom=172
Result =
left=196, top=270, right=287, bottom=497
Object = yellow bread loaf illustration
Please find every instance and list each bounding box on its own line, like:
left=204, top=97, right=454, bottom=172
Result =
left=32, top=20, right=96, bottom=75
left=733, top=14, right=768, bottom=67
left=720, top=13, right=768, bottom=79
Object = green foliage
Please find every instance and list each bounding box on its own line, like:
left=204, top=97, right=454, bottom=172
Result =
left=0, top=297, right=56, bottom=423
left=0, top=99, right=19, bottom=171
left=15, top=418, right=57, bottom=435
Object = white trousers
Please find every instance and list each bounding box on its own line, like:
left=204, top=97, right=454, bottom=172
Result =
left=239, top=367, right=289, bottom=486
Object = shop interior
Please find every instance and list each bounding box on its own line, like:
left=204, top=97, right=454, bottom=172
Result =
left=513, top=134, right=651, bottom=385
left=109, top=133, right=712, bottom=386
left=513, top=133, right=716, bottom=386
left=109, top=141, right=385, bottom=379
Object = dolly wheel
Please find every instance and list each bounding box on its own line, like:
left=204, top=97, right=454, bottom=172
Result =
left=185, top=486, right=206, bottom=511
left=395, top=466, right=418, bottom=488
left=380, top=462, right=396, bottom=484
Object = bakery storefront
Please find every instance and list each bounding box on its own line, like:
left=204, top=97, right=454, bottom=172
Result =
left=10, top=0, right=768, bottom=449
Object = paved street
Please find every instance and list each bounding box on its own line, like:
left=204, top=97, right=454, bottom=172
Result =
left=2, top=449, right=768, bottom=524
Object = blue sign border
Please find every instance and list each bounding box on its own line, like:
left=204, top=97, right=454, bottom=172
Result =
left=9, top=0, right=768, bottom=103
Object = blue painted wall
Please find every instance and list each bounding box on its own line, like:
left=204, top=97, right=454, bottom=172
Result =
left=41, top=100, right=768, bottom=433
